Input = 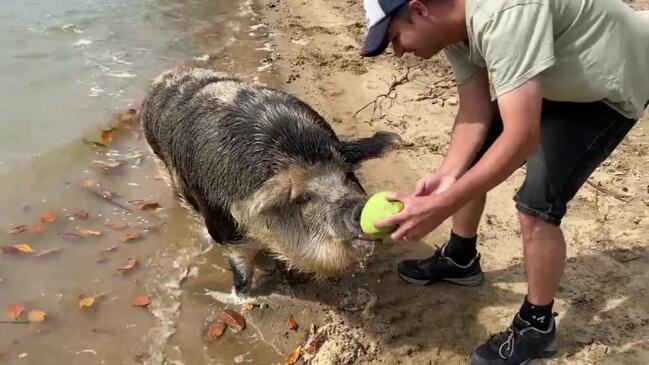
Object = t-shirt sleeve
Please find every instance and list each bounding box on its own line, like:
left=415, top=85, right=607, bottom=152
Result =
left=476, top=3, right=556, bottom=96
left=444, top=43, right=484, bottom=85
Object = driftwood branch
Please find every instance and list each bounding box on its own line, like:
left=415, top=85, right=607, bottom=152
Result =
left=586, top=180, right=632, bottom=202
left=353, top=67, right=411, bottom=120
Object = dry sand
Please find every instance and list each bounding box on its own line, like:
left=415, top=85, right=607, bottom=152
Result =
left=231, top=0, right=649, bottom=364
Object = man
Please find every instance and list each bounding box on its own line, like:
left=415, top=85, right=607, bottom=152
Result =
left=360, top=0, right=649, bottom=364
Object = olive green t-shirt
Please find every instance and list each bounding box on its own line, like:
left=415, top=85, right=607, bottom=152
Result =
left=444, top=0, right=649, bottom=119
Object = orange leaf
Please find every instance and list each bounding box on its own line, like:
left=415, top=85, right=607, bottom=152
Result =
left=78, top=229, right=102, bottom=237
left=41, top=211, right=58, bottom=224
left=28, top=310, right=47, bottom=322
left=30, top=224, right=45, bottom=233
left=287, top=315, right=298, bottom=331
left=128, top=200, right=161, bottom=211
left=241, top=303, right=256, bottom=311
left=33, top=247, right=62, bottom=257
left=59, top=232, right=85, bottom=241
left=79, top=293, right=104, bottom=309
left=284, top=346, right=301, bottom=365
left=101, top=129, right=114, bottom=144
left=9, top=225, right=29, bottom=235
left=122, top=232, right=143, bottom=242
left=13, top=244, right=34, bottom=253
left=5, top=303, right=25, bottom=320
left=81, top=179, right=98, bottom=188
left=202, top=319, right=226, bottom=343
left=118, top=258, right=137, bottom=271
left=132, top=295, right=151, bottom=307
left=220, top=309, right=246, bottom=333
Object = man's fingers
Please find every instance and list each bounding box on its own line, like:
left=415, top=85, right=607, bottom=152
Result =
left=390, top=222, right=413, bottom=241
left=374, top=211, right=407, bottom=228
left=414, top=180, right=426, bottom=196
left=385, top=191, right=408, bottom=202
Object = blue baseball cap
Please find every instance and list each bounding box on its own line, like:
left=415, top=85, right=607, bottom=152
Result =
left=361, top=0, right=409, bottom=57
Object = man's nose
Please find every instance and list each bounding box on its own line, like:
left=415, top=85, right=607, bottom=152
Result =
left=392, top=40, right=404, bottom=57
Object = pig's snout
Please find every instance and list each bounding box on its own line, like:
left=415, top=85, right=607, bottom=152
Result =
left=345, top=201, right=366, bottom=234
left=351, top=203, right=363, bottom=226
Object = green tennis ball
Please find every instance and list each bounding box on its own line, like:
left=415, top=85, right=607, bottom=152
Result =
left=360, top=191, right=404, bottom=238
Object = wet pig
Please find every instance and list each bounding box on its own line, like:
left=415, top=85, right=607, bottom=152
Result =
left=141, top=66, right=400, bottom=294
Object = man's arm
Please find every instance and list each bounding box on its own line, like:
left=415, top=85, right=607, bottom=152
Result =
left=438, top=72, right=495, bottom=179
left=443, top=77, right=542, bottom=210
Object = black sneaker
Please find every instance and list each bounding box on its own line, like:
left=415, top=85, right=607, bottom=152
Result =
left=470, top=314, right=558, bottom=365
left=397, top=244, right=484, bottom=286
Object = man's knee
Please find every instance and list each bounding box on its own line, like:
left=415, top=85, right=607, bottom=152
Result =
left=518, top=211, right=557, bottom=243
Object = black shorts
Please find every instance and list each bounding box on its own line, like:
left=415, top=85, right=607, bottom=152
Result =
left=472, top=99, right=639, bottom=226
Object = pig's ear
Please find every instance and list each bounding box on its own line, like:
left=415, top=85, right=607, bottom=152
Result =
left=247, top=168, right=308, bottom=215
left=338, top=131, right=402, bottom=166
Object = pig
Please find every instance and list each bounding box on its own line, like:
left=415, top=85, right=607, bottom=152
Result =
left=140, top=66, right=400, bottom=294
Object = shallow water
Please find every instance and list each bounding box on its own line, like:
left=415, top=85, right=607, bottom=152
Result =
left=0, top=0, right=284, bottom=364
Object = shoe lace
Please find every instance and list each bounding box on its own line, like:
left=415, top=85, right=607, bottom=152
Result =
left=495, top=326, right=519, bottom=359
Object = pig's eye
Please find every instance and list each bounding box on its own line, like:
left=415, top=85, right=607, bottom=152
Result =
left=295, top=192, right=314, bottom=205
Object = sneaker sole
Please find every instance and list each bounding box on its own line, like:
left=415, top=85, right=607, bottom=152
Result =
left=398, top=271, right=484, bottom=287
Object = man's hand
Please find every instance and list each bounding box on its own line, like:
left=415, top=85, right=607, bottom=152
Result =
left=375, top=192, right=453, bottom=242
left=413, top=172, right=456, bottom=196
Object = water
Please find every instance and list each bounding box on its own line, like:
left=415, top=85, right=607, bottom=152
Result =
left=0, top=0, right=284, bottom=364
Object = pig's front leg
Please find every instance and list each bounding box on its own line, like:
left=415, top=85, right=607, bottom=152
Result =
left=225, top=242, right=260, bottom=295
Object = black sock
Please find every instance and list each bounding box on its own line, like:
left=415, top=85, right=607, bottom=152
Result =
left=519, top=296, right=554, bottom=331
left=443, top=230, right=477, bottom=266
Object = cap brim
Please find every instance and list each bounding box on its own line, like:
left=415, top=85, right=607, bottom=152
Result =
left=361, top=16, right=392, bottom=57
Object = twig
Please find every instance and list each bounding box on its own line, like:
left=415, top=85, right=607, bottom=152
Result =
left=586, top=180, right=632, bottom=202
left=83, top=184, right=133, bottom=213
left=353, top=67, right=410, bottom=119
left=0, top=320, right=29, bottom=324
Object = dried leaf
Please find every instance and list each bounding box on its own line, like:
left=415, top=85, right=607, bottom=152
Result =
left=79, top=293, right=104, bottom=309
left=132, top=295, right=151, bottom=307
left=82, top=179, right=98, bottom=188
left=220, top=309, right=246, bottom=333
left=105, top=221, right=129, bottom=230
left=73, top=210, right=90, bottom=220
left=122, top=232, right=143, bottom=242
left=0, top=245, right=21, bottom=254
left=287, top=315, right=298, bottom=331
left=99, top=245, right=118, bottom=252
left=30, top=224, right=45, bottom=233
left=28, top=310, right=47, bottom=322
left=9, top=225, right=29, bottom=235
left=41, top=211, right=58, bottom=224
left=59, top=232, right=85, bottom=241
left=118, top=258, right=137, bottom=271
left=5, top=303, right=25, bottom=320
left=101, top=129, right=114, bottom=144
left=202, top=319, right=227, bottom=343
left=303, top=324, right=323, bottom=359
left=13, top=244, right=34, bottom=253
left=241, top=303, right=256, bottom=311
left=128, top=200, right=161, bottom=211
left=284, top=346, right=301, bottom=365
left=33, top=247, right=62, bottom=257
left=79, top=229, right=102, bottom=237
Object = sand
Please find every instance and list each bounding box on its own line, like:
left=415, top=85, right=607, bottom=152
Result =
left=230, top=0, right=649, bottom=364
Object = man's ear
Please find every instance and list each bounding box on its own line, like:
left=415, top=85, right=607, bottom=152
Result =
left=409, top=0, right=430, bottom=18
left=246, top=168, right=310, bottom=215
